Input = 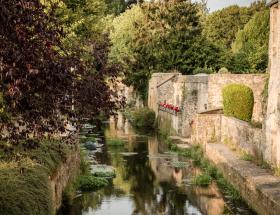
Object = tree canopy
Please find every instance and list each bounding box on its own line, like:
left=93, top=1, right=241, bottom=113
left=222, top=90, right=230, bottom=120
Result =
left=110, top=0, right=227, bottom=99
left=0, top=0, right=123, bottom=142
left=231, top=9, right=269, bottom=72
left=203, top=1, right=266, bottom=48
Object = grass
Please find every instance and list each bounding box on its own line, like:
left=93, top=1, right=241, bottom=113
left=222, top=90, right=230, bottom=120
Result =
left=107, top=138, right=125, bottom=146
left=193, top=173, right=212, bottom=187
left=0, top=139, right=75, bottom=215
left=241, top=152, right=254, bottom=161
left=0, top=159, right=53, bottom=215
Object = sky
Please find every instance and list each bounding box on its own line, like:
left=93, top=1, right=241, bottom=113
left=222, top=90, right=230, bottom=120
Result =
left=194, top=0, right=260, bottom=12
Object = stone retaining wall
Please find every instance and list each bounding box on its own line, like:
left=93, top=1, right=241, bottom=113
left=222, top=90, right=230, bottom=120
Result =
left=50, top=145, right=80, bottom=210
left=192, top=113, right=264, bottom=160
left=221, top=116, right=263, bottom=158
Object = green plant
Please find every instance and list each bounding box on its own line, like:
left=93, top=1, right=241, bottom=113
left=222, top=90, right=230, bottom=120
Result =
left=218, top=67, right=229, bottom=74
left=241, top=152, right=254, bottom=161
left=193, top=67, right=214, bottom=74
left=0, top=162, right=53, bottom=215
left=222, top=84, right=254, bottom=122
left=107, top=138, right=125, bottom=146
left=78, top=175, right=109, bottom=191
left=93, top=171, right=116, bottom=178
left=129, top=107, right=156, bottom=130
left=193, top=173, right=212, bottom=187
left=80, top=150, right=90, bottom=175
left=165, top=137, right=243, bottom=202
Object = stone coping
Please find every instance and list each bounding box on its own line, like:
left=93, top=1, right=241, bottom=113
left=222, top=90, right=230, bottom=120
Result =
left=205, top=143, right=280, bottom=215
left=197, top=108, right=223, bottom=114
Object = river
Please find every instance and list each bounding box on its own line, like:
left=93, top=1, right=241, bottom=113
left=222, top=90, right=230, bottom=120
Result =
left=60, top=117, right=256, bottom=215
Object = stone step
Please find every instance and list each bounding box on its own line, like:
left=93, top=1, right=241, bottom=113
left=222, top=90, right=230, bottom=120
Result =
left=205, top=143, right=280, bottom=215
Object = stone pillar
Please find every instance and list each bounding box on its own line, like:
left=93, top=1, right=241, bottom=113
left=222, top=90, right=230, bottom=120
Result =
left=265, top=1, right=280, bottom=166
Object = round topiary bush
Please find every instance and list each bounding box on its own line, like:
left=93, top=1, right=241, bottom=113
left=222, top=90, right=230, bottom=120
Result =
left=222, top=84, right=254, bottom=122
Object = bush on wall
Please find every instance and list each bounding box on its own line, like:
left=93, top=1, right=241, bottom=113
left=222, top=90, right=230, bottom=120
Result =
left=129, top=107, right=156, bottom=130
left=222, top=84, right=254, bottom=122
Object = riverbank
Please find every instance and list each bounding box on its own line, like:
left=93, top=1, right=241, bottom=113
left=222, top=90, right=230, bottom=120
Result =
left=172, top=138, right=280, bottom=215
left=0, top=139, right=80, bottom=215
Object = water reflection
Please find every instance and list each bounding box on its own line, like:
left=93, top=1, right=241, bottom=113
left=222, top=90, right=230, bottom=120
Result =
left=62, top=117, right=253, bottom=215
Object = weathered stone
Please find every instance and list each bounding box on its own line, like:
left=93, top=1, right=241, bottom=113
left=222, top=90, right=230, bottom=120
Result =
left=148, top=72, right=265, bottom=139
left=50, top=146, right=80, bottom=210
left=205, top=143, right=280, bottom=215
left=265, top=2, right=280, bottom=167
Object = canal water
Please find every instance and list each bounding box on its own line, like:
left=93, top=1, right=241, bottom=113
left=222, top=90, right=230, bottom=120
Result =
left=62, top=117, right=256, bottom=215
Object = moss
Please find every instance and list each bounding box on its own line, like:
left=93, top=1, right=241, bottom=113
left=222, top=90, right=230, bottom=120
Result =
left=222, top=84, right=254, bottom=122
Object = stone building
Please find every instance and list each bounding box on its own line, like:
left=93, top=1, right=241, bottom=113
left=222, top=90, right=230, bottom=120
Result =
left=265, top=0, right=280, bottom=167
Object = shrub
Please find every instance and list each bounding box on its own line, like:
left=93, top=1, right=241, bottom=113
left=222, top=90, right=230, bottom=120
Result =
left=193, top=67, right=214, bottom=75
left=0, top=162, right=53, bottom=215
left=218, top=67, right=229, bottom=74
left=222, top=84, right=254, bottom=122
left=78, top=175, right=109, bottom=191
left=130, top=107, right=156, bottom=130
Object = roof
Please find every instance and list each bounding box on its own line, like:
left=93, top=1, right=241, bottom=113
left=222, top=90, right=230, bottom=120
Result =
left=267, top=0, right=279, bottom=7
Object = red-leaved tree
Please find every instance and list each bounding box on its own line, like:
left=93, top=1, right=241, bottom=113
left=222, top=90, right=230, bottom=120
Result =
left=0, top=0, right=123, bottom=142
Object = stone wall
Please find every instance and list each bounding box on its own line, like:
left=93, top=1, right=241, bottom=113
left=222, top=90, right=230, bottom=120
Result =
left=265, top=2, right=280, bottom=167
left=191, top=111, right=222, bottom=145
left=208, top=74, right=267, bottom=122
left=221, top=116, right=263, bottom=158
left=148, top=73, right=208, bottom=137
left=50, top=145, right=80, bottom=210
left=148, top=72, right=265, bottom=138
left=191, top=113, right=264, bottom=160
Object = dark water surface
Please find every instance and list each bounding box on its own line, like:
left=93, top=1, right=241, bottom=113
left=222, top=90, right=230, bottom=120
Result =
left=61, top=118, right=255, bottom=215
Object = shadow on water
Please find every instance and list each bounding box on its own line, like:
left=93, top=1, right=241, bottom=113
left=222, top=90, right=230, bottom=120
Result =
left=61, top=116, right=256, bottom=215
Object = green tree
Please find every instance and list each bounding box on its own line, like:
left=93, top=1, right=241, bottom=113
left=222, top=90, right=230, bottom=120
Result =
left=109, top=4, right=145, bottom=68
left=231, top=9, right=269, bottom=72
left=124, top=0, right=224, bottom=98
left=203, top=5, right=252, bottom=48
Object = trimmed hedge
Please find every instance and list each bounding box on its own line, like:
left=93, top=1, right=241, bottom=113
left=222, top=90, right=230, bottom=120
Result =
left=222, top=84, right=254, bottom=122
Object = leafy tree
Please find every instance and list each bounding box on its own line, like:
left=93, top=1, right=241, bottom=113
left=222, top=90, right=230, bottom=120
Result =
left=105, top=0, right=140, bottom=15
left=231, top=9, right=269, bottom=72
left=203, top=1, right=266, bottom=48
left=0, top=0, right=122, bottom=142
left=111, top=0, right=225, bottom=99
left=109, top=4, right=145, bottom=69
left=203, top=5, right=252, bottom=48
